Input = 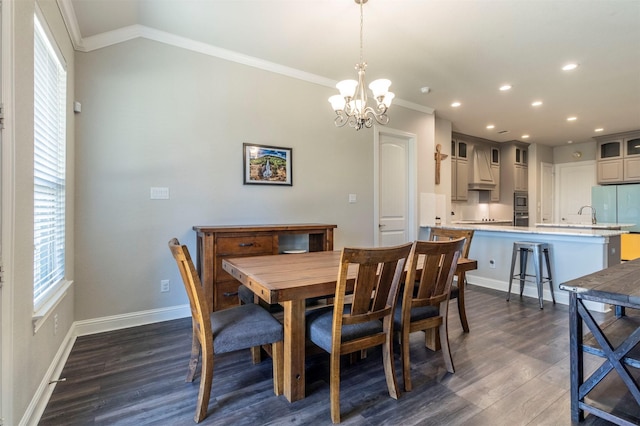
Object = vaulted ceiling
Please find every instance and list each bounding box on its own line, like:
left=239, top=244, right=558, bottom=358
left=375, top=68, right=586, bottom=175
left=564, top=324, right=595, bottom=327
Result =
left=65, top=0, right=640, bottom=146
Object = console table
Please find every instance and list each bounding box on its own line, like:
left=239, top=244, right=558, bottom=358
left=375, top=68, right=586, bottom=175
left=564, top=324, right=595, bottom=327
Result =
left=560, top=258, right=640, bottom=425
left=192, top=224, right=337, bottom=311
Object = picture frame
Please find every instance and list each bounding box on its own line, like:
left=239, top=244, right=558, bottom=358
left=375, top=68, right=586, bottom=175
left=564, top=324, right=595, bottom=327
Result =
left=243, top=143, right=293, bottom=186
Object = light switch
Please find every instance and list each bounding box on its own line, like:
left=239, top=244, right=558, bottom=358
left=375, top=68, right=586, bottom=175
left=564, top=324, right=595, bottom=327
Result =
left=348, top=194, right=357, bottom=203
left=150, top=187, right=169, bottom=200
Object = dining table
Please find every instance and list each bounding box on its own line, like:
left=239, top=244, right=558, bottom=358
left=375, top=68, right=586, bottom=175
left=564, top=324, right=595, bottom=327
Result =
left=222, top=249, right=478, bottom=402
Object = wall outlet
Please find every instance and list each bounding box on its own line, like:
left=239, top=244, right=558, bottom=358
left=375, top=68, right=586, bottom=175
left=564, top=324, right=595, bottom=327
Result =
left=489, top=259, right=496, bottom=269
left=54, top=313, right=59, bottom=335
left=160, top=279, right=170, bottom=293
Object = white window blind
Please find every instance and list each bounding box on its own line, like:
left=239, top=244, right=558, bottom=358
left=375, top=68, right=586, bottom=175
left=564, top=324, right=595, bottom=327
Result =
left=34, top=14, right=67, bottom=305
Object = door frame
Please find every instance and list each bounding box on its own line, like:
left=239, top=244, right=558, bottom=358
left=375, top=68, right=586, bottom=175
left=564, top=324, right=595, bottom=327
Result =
left=373, top=126, right=418, bottom=246
left=1, top=0, right=15, bottom=422
left=540, top=162, right=554, bottom=223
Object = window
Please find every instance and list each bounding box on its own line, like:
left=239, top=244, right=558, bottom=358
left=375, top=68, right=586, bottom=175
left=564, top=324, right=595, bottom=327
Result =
left=33, top=13, right=67, bottom=307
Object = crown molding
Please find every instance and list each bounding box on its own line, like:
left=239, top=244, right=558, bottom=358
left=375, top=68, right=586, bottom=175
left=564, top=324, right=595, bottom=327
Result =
left=57, top=4, right=434, bottom=116
left=57, top=0, right=84, bottom=51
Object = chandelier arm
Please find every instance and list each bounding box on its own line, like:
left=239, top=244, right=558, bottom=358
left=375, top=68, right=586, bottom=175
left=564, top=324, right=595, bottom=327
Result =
left=330, top=0, right=391, bottom=131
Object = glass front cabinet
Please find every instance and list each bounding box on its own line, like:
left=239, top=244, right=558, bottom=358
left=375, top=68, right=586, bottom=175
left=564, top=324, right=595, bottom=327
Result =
left=595, top=131, right=640, bottom=184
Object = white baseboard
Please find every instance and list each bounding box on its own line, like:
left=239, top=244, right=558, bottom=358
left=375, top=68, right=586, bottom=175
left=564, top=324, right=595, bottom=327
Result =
left=22, top=304, right=191, bottom=426
left=73, top=304, right=191, bottom=336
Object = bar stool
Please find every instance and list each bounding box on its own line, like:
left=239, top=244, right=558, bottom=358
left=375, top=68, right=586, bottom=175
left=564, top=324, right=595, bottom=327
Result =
left=507, top=241, right=556, bottom=309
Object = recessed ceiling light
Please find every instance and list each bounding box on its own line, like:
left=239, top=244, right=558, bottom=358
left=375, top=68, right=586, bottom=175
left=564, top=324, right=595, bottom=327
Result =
left=531, top=101, right=543, bottom=107
left=567, top=116, right=577, bottom=121
left=568, top=140, right=574, bottom=144
left=595, top=128, right=604, bottom=132
left=451, top=101, right=461, bottom=108
left=562, top=63, right=579, bottom=71
left=499, top=85, right=512, bottom=91
left=486, top=124, right=495, bottom=129
left=522, top=134, right=530, bottom=139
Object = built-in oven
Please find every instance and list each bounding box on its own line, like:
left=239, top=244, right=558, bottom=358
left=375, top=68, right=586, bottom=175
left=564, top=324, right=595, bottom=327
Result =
left=514, top=191, right=528, bottom=211
left=514, top=191, right=529, bottom=227
left=513, top=212, right=529, bottom=227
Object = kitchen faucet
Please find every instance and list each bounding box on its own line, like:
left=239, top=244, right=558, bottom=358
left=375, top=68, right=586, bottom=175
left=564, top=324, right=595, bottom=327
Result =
left=578, top=205, right=597, bottom=224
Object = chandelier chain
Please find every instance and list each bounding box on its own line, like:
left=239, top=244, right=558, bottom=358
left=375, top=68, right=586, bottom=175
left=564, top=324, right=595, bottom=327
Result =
left=359, top=0, right=364, bottom=64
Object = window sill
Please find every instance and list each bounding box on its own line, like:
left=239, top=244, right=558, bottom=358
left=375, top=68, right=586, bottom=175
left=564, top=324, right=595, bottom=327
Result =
left=32, top=279, right=73, bottom=334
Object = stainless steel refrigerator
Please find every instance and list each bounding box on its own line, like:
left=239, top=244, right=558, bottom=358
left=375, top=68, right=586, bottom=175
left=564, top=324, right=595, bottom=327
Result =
left=592, top=184, right=640, bottom=260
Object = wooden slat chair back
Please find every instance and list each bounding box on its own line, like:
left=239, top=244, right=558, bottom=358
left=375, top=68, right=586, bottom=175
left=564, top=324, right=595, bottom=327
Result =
left=168, top=238, right=284, bottom=423
left=306, top=242, right=413, bottom=423
left=428, top=228, right=474, bottom=332
left=398, top=237, right=465, bottom=391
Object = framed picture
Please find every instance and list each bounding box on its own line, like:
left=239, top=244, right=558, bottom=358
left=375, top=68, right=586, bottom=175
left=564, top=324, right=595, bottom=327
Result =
left=243, top=143, right=293, bottom=186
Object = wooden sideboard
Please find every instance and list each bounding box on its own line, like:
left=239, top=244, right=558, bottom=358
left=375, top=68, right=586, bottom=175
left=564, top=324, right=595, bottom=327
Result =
left=192, top=224, right=337, bottom=311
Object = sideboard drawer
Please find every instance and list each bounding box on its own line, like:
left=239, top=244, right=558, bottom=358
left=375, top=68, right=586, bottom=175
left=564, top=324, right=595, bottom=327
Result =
left=215, top=280, right=243, bottom=311
left=194, top=224, right=336, bottom=311
left=217, top=235, right=273, bottom=256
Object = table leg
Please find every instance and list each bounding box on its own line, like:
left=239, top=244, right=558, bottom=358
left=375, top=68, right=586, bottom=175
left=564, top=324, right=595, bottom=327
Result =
left=283, top=299, right=306, bottom=402
left=569, top=291, right=584, bottom=422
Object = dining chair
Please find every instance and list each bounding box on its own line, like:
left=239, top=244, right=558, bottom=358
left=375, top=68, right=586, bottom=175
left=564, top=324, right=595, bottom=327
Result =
left=428, top=228, right=475, bottom=332
left=306, top=242, right=413, bottom=424
left=168, top=238, right=284, bottom=423
left=397, top=237, right=465, bottom=391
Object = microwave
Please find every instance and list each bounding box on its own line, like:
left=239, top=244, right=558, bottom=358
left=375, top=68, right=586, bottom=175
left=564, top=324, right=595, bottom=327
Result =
left=514, top=192, right=528, bottom=210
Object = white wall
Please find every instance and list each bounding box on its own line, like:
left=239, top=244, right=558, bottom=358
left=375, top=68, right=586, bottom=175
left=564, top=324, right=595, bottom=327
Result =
left=73, top=37, right=436, bottom=321
left=6, top=0, right=76, bottom=423
left=7, top=7, right=437, bottom=421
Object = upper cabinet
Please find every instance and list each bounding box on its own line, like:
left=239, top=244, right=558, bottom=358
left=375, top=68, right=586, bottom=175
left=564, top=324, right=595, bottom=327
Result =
left=595, top=130, right=640, bottom=184
left=451, top=132, right=500, bottom=202
left=500, top=141, right=529, bottom=195
left=490, top=147, right=501, bottom=202
left=451, top=138, right=469, bottom=201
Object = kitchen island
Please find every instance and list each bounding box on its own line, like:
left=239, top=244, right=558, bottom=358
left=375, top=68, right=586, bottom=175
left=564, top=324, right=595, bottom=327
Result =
left=420, top=224, right=627, bottom=312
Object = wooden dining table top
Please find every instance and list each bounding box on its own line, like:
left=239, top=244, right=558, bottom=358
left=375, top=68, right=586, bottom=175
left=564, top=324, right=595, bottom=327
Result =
left=222, top=249, right=477, bottom=403
left=222, top=250, right=478, bottom=305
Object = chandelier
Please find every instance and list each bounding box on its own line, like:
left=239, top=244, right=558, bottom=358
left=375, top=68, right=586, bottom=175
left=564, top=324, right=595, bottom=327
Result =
left=328, top=0, right=394, bottom=131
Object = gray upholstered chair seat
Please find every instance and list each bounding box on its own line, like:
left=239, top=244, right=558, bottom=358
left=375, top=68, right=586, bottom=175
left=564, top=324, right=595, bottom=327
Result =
left=212, top=303, right=283, bottom=354
left=306, top=305, right=383, bottom=353
left=393, top=303, right=439, bottom=330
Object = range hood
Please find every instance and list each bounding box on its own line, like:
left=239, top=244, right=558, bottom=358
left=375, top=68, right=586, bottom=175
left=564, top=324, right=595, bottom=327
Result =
left=468, top=146, right=496, bottom=190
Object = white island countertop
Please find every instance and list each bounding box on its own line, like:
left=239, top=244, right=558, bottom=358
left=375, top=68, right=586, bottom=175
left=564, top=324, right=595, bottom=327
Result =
left=420, top=224, right=624, bottom=312
left=434, top=223, right=629, bottom=237
left=535, top=222, right=635, bottom=230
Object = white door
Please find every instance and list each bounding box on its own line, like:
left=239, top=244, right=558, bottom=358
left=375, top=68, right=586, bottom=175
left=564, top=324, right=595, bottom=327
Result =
left=555, top=161, right=596, bottom=222
left=540, top=162, right=553, bottom=223
left=374, top=128, right=417, bottom=247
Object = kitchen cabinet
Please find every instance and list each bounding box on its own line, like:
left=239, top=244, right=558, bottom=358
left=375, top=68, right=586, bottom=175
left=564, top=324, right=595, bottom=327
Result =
left=452, top=133, right=501, bottom=202
left=595, top=130, right=640, bottom=184
left=500, top=141, right=530, bottom=201
left=192, top=224, right=336, bottom=311
left=451, top=138, right=468, bottom=201
left=490, top=147, right=501, bottom=202
left=514, top=145, right=528, bottom=191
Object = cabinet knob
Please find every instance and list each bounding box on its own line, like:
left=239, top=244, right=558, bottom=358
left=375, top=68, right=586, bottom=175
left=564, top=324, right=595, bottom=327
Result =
left=238, top=242, right=254, bottom=247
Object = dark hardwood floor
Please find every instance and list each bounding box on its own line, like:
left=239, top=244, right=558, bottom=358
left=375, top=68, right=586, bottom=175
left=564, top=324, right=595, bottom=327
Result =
left=40, top=286, right=622, bottom=426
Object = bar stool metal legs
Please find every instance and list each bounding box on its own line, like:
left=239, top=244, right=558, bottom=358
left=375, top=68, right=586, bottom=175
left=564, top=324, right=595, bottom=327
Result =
left=507, top=241, right=555, bottom=309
